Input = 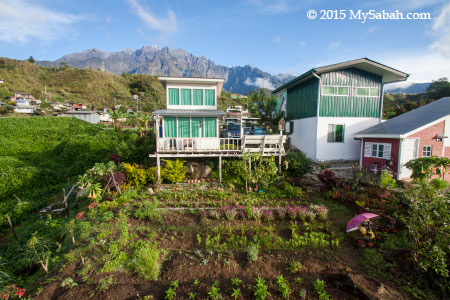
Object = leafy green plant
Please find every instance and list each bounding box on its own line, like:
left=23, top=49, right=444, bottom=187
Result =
left=285, top=150, right=313, bottom=177
left=288, top=261, right=303, bottom=274
left=24, top=233, right=51, bottom=274
left=231, top=278, right=243, bottom=288
left=128, top=241, right=164, bottom=280
left=61, top=277, right=78, bottom=289
left=313, top=278, right=330, bottom=300
left=247, top=243, right=260, bottom=262
left=122, top=163, right=156, bottom=186
left=208, top=281, right=221, bottom=300
left=276, top=275, right=290, bottom=299
left=165, top=280, right=178, bottom=300
left=193, top=279, right=200, bottom=286
left=253, top=277, right=269, bottom=300
left=188, top=292, right=197, bottom=299
left=98, top=276, right=115, bottom=291
left=134, top=198, right=161, bottom=221
left=405, top=157, right=450, bottom=182
left=231, top=288, right=242, bottom=300
left=161, top=159, right=186, bottom=183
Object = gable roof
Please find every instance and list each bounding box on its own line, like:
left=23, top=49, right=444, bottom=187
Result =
left=354, top=97, right=450, bottom=138
left=152, top=109, right=225, bottom=117
left=272, top=58, right=409, bottom=94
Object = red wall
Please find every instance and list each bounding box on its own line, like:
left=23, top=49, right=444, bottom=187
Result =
left=361, top=138, right=400, bottom=178
left=407, top=120, right=445, bottom=158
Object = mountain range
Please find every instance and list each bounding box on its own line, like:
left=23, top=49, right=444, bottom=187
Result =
left=38, top=46, right=295, bottom=95
left=385, top=82, right=430, bottom=94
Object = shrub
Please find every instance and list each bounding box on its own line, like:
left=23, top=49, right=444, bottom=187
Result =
left=430, top=178, right=449, bottom=191
left=128, top=241, right=163, bottom=280
left=380, top=170, right=396, bottom=189
left=161, top=159, right=186, bottom=183
left=285, top=150, right=313, bottom=177
left=122, top=163, right=156, bottom=186
left=282, top=182, right=303, bottom=197
left=309, top=204, right=328, bottom=220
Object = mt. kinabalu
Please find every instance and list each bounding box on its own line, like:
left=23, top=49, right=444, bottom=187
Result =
left=38, top=46, right=294, bottom=95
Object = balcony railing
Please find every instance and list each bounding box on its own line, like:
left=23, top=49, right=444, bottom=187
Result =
left=156, top=135, right=286, bottom=154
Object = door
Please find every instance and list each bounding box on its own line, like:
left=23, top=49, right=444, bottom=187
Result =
left=399, top=138, right=419, bottom=179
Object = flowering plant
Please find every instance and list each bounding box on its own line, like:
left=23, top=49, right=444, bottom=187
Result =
left=0, top=284, right=26, bottom=299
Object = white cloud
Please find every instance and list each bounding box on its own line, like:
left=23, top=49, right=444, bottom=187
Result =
left=0, top=0, right=84, bottom=44
left=126, top=0, right=177, bottom=33
left=244, top=77, right=276, bottom=90
left=430, top=2, right=450, bottom=57
left=328, top=41, right=341, bottom=50
left=383, top=52, right=450, bottom=89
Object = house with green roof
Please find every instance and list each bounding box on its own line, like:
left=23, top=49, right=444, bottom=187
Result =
left=272, top=58, right=409, bottom=161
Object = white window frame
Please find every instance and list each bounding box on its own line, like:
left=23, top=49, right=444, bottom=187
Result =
left=322, top=85, right=350, bottom=96
left=364, top=142, right=392, bottom=159
left=354, top=87, right=379, bottom=97
left=422, top=145, right=432, bottom=157
left=371, top=143, right=384, bottom=158
left=327, top=124, right=345, bottom=143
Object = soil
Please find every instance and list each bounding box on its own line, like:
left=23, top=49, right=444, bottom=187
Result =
left=33, top=209, right=412, bottom=300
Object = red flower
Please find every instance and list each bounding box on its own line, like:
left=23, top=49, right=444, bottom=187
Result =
left=76, top=211, right=85, bottom=219
left=174, top=188, right=178, bottom=192
left=87, top=202, right=100, bottom=209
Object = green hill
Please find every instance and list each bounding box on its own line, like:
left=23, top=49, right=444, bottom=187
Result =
left=0, top=58, right=166, bottom=112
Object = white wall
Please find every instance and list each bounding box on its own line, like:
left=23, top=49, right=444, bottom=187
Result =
left=290, top=117, right=317, bottom=161
left=316, top=117, right=380, bottom=161
left=166, top=82, right=218, bottom=110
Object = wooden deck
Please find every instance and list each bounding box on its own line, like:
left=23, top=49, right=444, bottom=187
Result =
left=152, top=135, right=286, bottom=157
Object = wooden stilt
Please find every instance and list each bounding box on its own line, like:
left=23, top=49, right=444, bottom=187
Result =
left=219, top=155, right=222, bottom=182
left=278, top=153, right=282, bottom=175
left=157, top=154, right=161, bottom=183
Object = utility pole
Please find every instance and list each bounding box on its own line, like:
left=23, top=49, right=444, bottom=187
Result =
left=45, top=85, right=47, bottom=103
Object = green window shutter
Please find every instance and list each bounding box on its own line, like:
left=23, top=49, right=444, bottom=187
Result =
left=168, top=88, right=179, bottom=105
left=204, top=118, right=217, bottom=137
left=181, top=89, right=192, bottom=105
left=191, top=117, right=203, bottom=137
left=205, top=89, right=215, bottom=106
left=177, top=117, right=191, bottom=137
left=164, top=117, right=177, bottom=137
left=335, top=125, right=344, bottom=142
left=193, top=89, right=203, bottom=105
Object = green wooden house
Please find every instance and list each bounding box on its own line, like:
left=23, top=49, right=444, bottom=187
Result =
left=272, top=58, right=409, bottom=161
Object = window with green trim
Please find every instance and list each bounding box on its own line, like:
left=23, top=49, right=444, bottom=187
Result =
left=322, top=86, right=349, bottom=96
left=168, top=88, right=179, bottom=105
left=177, top=117, right=191, bottom=137
left=205, top=89, right=215, bottom=106
left=327, top=124, right=344, bottom=143
left=191, top=117, right=203, bottom=137
left=204, top=118, right=217, bottom=137
left=355, top=87, right=378, bottom=97
left=193, top=89, right=203, bottom=105
left=164, top=117, right=177, bottom=137
left=181, top=89, right=192, bottom=105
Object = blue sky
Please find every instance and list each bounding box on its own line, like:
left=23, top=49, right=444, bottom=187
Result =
left=0, top=0, right=449, bottom=89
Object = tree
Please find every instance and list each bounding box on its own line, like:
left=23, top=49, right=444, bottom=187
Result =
left=0, top=86, right=11, bottom=99
left=27, top=56, right=35, bottom=64
left=426, top=78, right=450, bottom=100
left=245, top=89, right=282, bottom=131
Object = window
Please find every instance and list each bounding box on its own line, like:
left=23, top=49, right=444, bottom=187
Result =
left=181, top=89, right=191, bottom=105
left=204, top=89, right=215, bottom=106
left=193, top=89, right=203, bottom=105
left=355, top=87, right=378, bottom=97
left=372, top=143, right=384, bottom=158
left=364, top=142, right=391, bottom=159
left=423, top=145, right=432, bottom=157
left=163, top=117, right=216, bottom=138
left=327, top=124, right=344, bottom=143
left=168, top=88, right=179, bottom=105
left=322, top=86, right=349, bottom=96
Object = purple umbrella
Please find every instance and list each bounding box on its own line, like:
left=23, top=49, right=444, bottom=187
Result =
left=346, top=213, right=379, bottom=232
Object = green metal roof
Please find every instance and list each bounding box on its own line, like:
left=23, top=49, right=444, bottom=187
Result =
left=272, top=57, right=409, bottom=94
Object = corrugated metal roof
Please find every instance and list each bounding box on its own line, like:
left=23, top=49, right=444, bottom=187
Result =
left=355, top=97, right=450, bottom=136
left=272, top=58, right=409, bottom=94
left=152, top=109, right=226, bottom=117
left=65, top=111, right=99, bottom=114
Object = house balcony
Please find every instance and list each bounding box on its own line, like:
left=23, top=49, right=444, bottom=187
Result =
left=156, top=135, right=286, bottom=156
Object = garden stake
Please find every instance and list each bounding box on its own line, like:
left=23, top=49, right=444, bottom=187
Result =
left=6, top=216, right=18, bottom=240
left=110, top=169, right=122, bottom=194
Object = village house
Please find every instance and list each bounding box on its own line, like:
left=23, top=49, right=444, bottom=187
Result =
left=62, top=110, right=100, bottom=124
left=272, top=58, right=409, bottom=162
left=150, top=77, right=286, bottom=181
left=354, top=97, right=450, bottom=180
